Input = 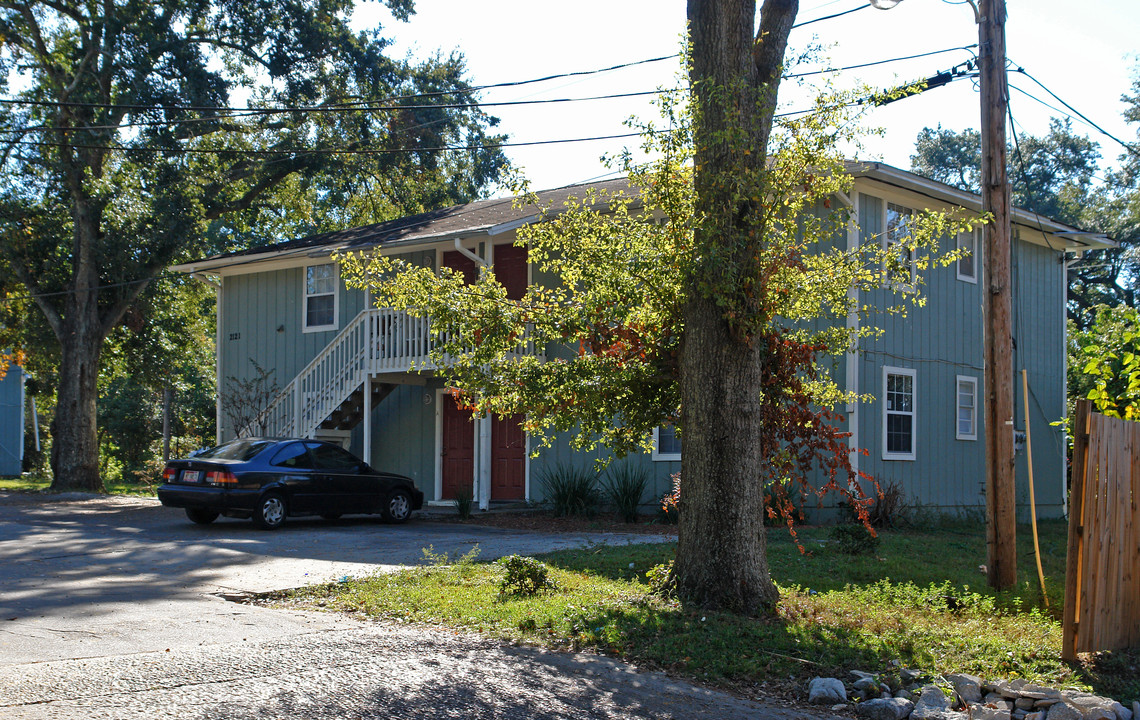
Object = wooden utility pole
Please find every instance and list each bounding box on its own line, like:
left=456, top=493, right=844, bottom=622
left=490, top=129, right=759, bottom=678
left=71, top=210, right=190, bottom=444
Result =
left=979, top=0, right=1017, bottom=589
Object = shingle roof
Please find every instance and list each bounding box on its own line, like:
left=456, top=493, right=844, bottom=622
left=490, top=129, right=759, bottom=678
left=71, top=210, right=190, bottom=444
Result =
left=190, top=178, right=633, bottom=265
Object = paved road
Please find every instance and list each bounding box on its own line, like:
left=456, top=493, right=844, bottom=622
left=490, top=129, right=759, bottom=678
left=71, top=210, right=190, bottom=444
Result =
left=0, top=493, right=830, bottom=719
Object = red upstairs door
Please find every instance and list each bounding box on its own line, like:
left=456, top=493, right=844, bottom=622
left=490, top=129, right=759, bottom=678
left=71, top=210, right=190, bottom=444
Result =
left=440, top=394, right=475, bottom=500
left=490, top=413, right=526, bottom=501
left=493, top=244, right=527, bottom=300
left=441, top=249, right=479, bottom=284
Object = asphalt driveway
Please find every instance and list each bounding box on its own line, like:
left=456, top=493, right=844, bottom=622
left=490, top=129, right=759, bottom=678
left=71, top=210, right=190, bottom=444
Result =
left=0, top=493, right=835, bottom=720
left=0, top=492, right=670, bottom=665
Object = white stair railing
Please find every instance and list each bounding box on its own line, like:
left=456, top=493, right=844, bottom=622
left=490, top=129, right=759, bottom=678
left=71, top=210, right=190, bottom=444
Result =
left=254, top=307, right=545, bottom=439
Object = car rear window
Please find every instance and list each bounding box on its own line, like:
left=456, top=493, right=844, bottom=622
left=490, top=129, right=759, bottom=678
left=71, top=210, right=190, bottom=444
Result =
left=196, top=439, right=273, bottom=462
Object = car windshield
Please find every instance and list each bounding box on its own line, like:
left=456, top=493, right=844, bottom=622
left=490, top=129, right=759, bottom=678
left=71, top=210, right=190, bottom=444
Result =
left=195, top=439, right=273, bottom=462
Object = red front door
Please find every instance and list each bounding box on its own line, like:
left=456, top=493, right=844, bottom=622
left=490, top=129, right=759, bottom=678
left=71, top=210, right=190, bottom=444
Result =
left=491, top=413, right=526, bottom=501
left=440, top=394, right=475, bottom=500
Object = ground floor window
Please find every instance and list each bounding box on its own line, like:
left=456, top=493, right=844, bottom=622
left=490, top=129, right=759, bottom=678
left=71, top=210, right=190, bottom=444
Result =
left=652, top=424, right=681, bottom=461
left=883, top=366, right=916, bottom=460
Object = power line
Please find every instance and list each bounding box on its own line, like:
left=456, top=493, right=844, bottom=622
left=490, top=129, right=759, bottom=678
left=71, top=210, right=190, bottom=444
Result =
left=1009, top=64, right=1137, bottom=157
left=0, top=55, right=682, bottom=114
left=785, top=44, right=977, bottom=79
left=791, top=3, right=870, bottom=27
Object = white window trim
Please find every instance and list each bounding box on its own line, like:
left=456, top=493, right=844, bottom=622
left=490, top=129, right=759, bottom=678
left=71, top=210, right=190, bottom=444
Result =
left=651, top=426, right=681, bottom=462
left=302, top=263, right=340, bottom=333
left=956, top=228, right=979, bottom=283
left=883, top=202, right=917, bottom=290
left=956, top=375, right=979, bottom=441
left=882, top=365, right=916, bottom=461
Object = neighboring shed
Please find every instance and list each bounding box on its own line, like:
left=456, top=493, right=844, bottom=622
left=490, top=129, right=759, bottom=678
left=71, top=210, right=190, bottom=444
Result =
left=0, top=366, right=25, bottom=476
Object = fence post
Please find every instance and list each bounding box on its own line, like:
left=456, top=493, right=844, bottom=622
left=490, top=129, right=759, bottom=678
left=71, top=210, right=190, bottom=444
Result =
left=1063, top=399, right=1093, bottom=661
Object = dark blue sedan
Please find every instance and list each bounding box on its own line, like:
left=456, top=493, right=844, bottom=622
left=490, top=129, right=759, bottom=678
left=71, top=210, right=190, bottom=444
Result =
left=157, top=438, right=424, bottom=530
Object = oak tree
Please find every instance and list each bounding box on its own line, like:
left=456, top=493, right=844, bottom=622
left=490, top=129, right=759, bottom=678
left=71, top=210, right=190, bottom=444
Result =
left=0, top=0, right=507, bottom=490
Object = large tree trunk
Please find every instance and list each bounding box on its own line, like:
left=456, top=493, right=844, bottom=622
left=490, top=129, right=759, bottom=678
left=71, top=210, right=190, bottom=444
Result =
left=675, top=0, right=797, bottom=613
left=47, top=190, right=107, bottom=493
left=49, top=318, right=104, bottom=492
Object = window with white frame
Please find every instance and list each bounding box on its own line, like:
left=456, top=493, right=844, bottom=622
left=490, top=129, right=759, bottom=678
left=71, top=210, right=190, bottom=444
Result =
left=652, top=424, right=682, bottom=461
left=885, top=202, right=917, bottom=287
left=304, top=264, right=338, bottom=332
left=956, top=228, right=978, bottom=283
left=883, top=366, right=916, bottom=460
left=956, top=375, right=978, bottom=440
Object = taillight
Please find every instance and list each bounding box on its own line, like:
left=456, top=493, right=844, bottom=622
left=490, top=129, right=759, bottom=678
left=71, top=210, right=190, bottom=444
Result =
left=206, top=470, right=238, bottom=486
left=162, top=467, right=178, bottom=482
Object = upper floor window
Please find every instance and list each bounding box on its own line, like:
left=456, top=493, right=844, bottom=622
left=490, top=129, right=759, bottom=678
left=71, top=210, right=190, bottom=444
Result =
left=883, top=366, right=916, bottom=461
left=957, top=229, right=978, bottom=283
left=652, top=424, right=682, bottom=461
left=885, top=203, right=917, bottom=287
left=304, top=264, right=338, bottom=332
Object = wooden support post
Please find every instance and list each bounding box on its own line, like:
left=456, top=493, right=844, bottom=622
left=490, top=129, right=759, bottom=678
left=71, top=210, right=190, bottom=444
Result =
left=980, top=0, right=1017, bottom=590
left=1062, top=400, right=1092, bottom=661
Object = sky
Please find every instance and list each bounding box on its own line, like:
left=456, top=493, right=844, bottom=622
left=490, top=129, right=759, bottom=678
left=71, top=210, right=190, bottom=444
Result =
left=354, top=0, right=1139, bottom=195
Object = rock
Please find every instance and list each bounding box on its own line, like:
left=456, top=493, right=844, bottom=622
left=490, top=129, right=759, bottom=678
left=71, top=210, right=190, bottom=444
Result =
left=1047, top=702, right=1084, bottom=720
left=809, top=677, right=848, bottom=705
left=1065, top=693, right=1118, bottom=720
left=1110, top=702, right=1131, bottom=720
left=852, top=670, right=877, bottom=681
left=911, top=685, right=952, bottom=720
left=947, top=674, right=984, bottom=704
left=1014, top=711, right=1027, bottom=720
left=901, top=669, right=923, bottom=684
left=854, top=677, right=881, bottom=692
left=986, top=693, right=1015, bottom=710
left=1022, top=687, right=1063, bottom=701
left=856, top=697, right=915, bottom=720
left=1025, top=713, right=1045, bottom=720
left=1133, top=703, right=1140, bottom=720
left=833, top=704, right=850, bottom=712
left=1017, top=699, right=1039, bottom=711
left=969, top=704, right=1012, bottom=720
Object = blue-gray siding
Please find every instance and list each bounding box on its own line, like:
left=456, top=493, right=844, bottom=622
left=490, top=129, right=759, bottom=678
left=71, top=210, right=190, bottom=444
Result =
left=0, top=368, right=24, bottom=476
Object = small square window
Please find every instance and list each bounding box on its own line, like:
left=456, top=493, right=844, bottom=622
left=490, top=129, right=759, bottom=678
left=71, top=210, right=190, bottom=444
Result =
left=652, top=424, right=681, bottom=461
left=304, top=264, right=338, bottom=332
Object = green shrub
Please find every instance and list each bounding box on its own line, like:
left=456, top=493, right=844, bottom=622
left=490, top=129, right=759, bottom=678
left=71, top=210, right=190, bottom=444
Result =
left=496, top=555, right=558, bottom=598
left=454, top=484, right=474, bottom=520
left=828, top=523, right=881, bottom=555
left=602, top=465, right=650, bottom=523
left=540, top=464, right=601, bottom=517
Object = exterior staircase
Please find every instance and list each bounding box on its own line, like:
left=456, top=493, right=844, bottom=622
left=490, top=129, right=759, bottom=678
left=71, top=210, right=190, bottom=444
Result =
left=252, top=307, right=539, bottom=440
left=256, top=308, right=442, bottom=439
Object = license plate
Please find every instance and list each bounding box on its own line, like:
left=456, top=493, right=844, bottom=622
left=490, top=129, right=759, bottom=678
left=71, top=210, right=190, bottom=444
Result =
left=182, top=470, right=200, bottom=483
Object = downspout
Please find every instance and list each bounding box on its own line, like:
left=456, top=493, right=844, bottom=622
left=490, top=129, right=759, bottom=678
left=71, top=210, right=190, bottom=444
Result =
left=1061, top=250, right=1083, bottom=518
left=454, top=238, right=487, bottom=267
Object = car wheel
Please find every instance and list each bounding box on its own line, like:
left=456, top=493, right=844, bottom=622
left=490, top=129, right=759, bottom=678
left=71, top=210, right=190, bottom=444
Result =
left=320, top=513, right=342, bottom=521
left=382, top=489, right=413, bottom=523
left=253, top=492, right=287, bottom=530
left=185, top=508, right=219, bottom=525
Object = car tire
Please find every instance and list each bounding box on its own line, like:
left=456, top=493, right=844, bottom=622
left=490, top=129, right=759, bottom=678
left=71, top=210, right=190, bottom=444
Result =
left=185, top=508, right=219, bottom=525
left=252, top=492, right=287, bottom=530
left=320, top=513, right=342, bottom=521
left=382, top=489, right=413, bottom=524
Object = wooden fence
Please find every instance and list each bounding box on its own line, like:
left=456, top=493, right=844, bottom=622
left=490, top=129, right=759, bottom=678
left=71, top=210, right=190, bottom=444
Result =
left=1062, top=400, right=1140, bottom=660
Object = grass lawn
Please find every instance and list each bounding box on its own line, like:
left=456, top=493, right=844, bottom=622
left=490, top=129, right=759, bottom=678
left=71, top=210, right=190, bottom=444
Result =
left=272, top=519, right=1140, bottom=702
left=0, top=475, right=157, bottom=496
